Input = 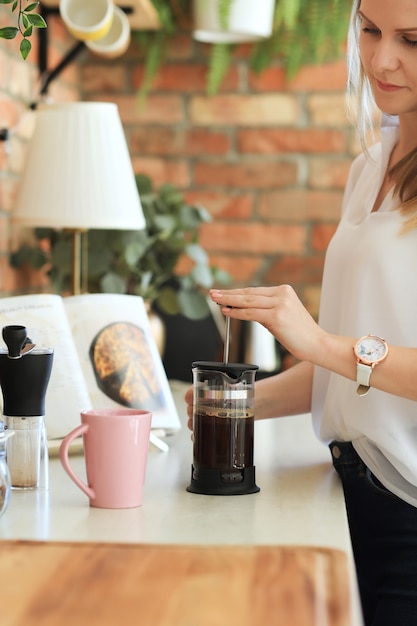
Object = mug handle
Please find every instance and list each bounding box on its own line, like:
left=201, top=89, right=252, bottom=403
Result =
left=59, top=424, right=95, bottom=500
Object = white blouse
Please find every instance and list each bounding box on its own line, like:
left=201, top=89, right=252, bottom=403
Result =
left=312, top=115, right=417, bottom=507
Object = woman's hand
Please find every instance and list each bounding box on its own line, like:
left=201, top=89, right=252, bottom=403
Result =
left=210, top=285, right=325, bottom=364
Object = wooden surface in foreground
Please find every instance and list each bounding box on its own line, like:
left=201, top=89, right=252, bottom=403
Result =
left=0, top=541, right=352, bottom=626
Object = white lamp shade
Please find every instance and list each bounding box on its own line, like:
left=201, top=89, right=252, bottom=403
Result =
left=13, top=102, right=145, bottom=231
left=193, top=0, right=275, bottom=43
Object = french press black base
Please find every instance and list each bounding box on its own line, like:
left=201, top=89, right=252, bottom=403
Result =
left=187, top=465, right=260, bottom=496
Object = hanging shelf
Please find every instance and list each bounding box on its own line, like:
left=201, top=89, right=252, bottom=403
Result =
left=36, top=0, right=160, bottom=98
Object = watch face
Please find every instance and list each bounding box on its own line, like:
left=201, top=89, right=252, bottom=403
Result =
left=354, top=335, right=388, bottom=365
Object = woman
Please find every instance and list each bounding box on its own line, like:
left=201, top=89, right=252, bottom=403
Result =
left=186, top=0, right=417, bottom=623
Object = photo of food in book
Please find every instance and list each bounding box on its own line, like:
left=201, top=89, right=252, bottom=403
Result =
left=90, top=321, right=164, bottom=412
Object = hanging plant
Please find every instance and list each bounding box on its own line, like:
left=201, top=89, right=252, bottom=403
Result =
left=0, top=0, right=46, bottom=60
left=207, top=0, right=351, bottom=93
left=135, top=0, right=351, bottom=98
left=259, top=0, right=350, bottom=74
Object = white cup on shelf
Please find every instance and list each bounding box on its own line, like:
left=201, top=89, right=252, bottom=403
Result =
left=86, top=6, right=131, bottom=59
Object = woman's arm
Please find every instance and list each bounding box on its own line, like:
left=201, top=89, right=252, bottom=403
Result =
left=254, top=361, right=313, bottom=420
left=185, top=360, right=313, bottom=429
left=210, top=285, right=417, bottom=403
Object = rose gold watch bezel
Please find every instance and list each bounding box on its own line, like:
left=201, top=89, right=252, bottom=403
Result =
left=353, top=334, right=389, bottom=366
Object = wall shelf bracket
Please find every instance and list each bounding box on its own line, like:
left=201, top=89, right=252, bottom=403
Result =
left=36, top=5, right=133, bottom=101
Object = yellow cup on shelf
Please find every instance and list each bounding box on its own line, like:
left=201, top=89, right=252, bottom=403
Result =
left=59, top=0, right=114, bottom=42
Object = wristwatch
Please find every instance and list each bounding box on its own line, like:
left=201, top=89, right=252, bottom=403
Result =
left=353, top=335, right=388, bottom=396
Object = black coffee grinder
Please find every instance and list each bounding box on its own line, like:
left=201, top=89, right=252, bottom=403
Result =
left=0, top=325, right=53, bottom=490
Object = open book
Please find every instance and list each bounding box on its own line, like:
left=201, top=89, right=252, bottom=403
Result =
left=0, top=293, right=181, bottom=446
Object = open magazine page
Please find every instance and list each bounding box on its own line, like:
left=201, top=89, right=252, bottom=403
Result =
left=63, top=293, right=181, bottom=432
left=0, top=293, right=91, bottom=439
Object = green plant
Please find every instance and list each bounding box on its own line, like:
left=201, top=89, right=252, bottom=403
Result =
left=136, top=0, right=352, bottom=97
left=0, top=0, right=46, bottom=59
left=10, top=174, right=231, bottom=320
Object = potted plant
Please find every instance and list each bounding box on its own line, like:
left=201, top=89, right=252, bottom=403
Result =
left=10, top=174, right=231, bottom=322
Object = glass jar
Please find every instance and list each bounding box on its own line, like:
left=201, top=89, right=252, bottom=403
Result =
left=0, top=430, right=11, bottom=518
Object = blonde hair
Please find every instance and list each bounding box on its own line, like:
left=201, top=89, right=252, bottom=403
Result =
left=346, top=0, right=417, bottom=230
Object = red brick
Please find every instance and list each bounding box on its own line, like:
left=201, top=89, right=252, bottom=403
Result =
left=247, top=66, right=287, bottom=92
left=133, top=64, right=205, bottom=93
left=194, top=161, right=297, bottom=189
left=0, top=95, right=22, bottom=129
left=165, top=34, right=194, bottom=60
left=258, top=190, right=344, bottom=222
left=264, top=256, right=325, bottom=286
left=128, top=33, right=193, bottom=63
left=238, top=128, right=348, bottom=154
left=86, top=94, right=184, bottom=124
left=132, top=157, right=190, bottom=188
left=199, top=223, right=306, bottom=255
left=185, top=129, right=231, bottom=155
left=248, top=59, right=347, bottom=93
left=184, top=191, right=254, bottom=220
left=132, top=64, right=239, bottom=94
left=308, top=158, right=352, bottom=189
left=308, top=94, right=348, bottom=127
left=80, top=64, right=128, bottom=93
left=207, top=254, right=262, bottom=283
left=311, top=224, right=338, bottom=252
left=189, top=94, right=299, bottom=126
left=284, top=59, right=348, bottom=92
left=48, top=13, right=69, bottom=41
left=129, top=127, right=231, bottom=157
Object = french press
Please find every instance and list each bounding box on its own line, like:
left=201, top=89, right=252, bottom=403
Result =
left=187, top=360, right=259, bottom=495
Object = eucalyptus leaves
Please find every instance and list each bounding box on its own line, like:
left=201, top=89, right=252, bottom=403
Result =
left=0, top=0, right=46, bottom=59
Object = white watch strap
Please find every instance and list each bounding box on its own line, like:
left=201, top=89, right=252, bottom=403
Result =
left=357, top=362, right=372, bottom=386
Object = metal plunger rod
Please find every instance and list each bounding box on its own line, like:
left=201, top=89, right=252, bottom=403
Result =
left=223, top=316, right=231, bottom=364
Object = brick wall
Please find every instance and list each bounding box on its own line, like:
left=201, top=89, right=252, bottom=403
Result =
left=1, top=12, right=357, bottom=318
left=0, top=8, right=80, bottom=295
left=80, top=33, right=356, bottom=318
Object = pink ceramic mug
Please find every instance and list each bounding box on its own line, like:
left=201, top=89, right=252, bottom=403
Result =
left=59, top=408, right=152, bottom=509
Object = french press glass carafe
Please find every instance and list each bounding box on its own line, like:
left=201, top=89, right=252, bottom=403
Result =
left=187, top=361, right=259, bottom=495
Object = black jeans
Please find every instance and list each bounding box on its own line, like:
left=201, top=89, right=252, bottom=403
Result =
left=330, top=441, right=417, bottom=626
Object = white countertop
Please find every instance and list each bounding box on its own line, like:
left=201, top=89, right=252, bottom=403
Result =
left=0, top=381, right=363, bottom=624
